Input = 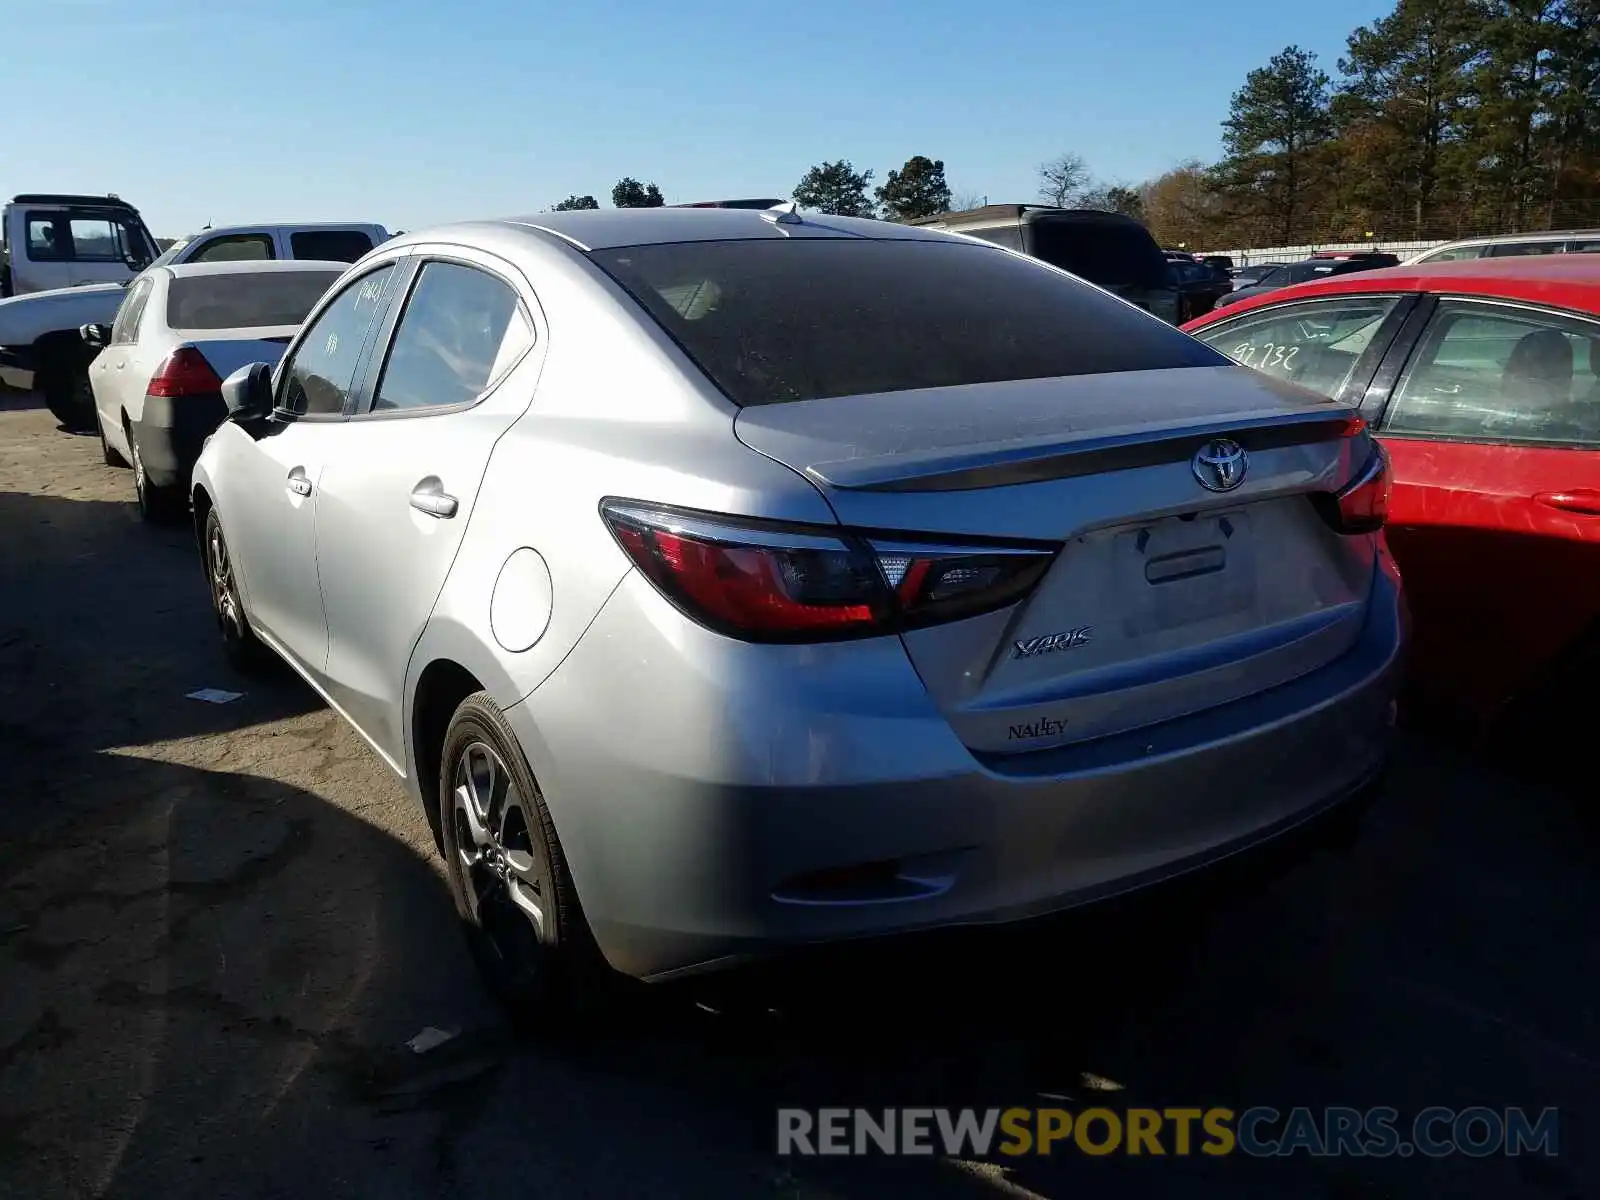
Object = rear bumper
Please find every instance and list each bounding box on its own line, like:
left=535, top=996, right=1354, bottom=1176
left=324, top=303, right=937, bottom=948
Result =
left=0, top=345, right=36, bottom=391
left=131, top=393, right=227, bottom=488
left=508, top=566, right=1406, bottom=982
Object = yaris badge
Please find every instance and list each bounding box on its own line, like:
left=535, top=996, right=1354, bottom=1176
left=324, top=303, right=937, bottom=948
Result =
left=1192, top=438, right=1248, bottom=491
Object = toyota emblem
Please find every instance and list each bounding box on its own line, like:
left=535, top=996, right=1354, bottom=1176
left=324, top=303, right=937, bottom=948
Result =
left=1192, top=438, right=1248, bottom=492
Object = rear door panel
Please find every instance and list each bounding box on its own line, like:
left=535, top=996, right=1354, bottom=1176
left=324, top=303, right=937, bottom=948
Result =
left=1367, top=297, right=1600, bottom=713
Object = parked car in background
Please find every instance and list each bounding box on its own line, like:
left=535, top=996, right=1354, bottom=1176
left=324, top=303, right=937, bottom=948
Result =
left=1, top=193, right=159, bottom=297
left=1403, top=229, right=1600, bottom=265
left=1230, top=263, right=1289, bottom=289
left=1309, top=250, right=1402, bottom=269
left=147, top=221, right=389, bottom=269
left=1182, top=254, right=1600, bottom=725
left=1198, top=254, right=1234, bottom=274
left=0, top=218, right=387, bottom=430
left=86, top=259, right=346, bottom=520
left=911, top=205, right=1181, bottom=323
left=194, top=206, right=1401, bottom=1017
left=1169, top=255, right=1233, bottom=322
left=1213, top=255, right=1400, bottom=311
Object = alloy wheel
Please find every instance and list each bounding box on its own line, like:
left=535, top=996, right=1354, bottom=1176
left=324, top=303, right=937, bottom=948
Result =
left=451, top=739, right=549, bottom=985
left=207, top=524, right=245, bottom=642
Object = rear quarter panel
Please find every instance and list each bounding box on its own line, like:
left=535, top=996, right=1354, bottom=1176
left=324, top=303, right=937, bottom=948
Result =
left=401, top=240, right=838, bottom=801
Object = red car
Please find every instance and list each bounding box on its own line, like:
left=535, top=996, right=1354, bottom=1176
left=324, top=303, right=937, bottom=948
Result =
left=1182, top=255, right=1600, bottom=722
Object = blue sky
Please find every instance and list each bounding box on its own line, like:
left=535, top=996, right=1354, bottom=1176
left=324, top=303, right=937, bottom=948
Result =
left=3, top=0, right=1387, bottom=237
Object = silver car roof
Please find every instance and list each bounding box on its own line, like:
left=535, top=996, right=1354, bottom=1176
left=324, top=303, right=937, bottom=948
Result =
left=386, top=209, right=958, bottom=253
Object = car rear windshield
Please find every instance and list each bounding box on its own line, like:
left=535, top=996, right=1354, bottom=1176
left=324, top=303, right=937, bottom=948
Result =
left=588, top=238, right=1225, bottom=407
left=1284, top=261, right=1342, bottom=283
left=1028, top=218, right=1170, bottom=290
left=167, top=270, right=342, bottom=330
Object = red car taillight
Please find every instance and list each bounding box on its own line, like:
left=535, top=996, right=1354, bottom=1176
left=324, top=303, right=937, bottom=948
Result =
left=147, top=346, right=223, bottom=397
left=1312, top=434, right=1390, bottom=535
left=600, top=500, right=1056, bottom=642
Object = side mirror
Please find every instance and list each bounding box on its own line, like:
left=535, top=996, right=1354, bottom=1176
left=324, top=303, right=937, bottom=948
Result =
left=221, top=362, right=275, bottom=422
left=80, top=323, right=111, bottom=348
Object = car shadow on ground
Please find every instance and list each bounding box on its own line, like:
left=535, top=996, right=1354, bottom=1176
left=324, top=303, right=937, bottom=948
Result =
left=1, top=484, right=1596, bottom=1199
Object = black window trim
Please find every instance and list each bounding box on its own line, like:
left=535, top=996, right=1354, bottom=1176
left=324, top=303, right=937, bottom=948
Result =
left=272, top=255, right=409, bottom=424
left=1190, top=291, right=1419, bottom=409
left=1367, top=293, right=1600, bottom=450
left=348, top=250, right=540, bottom=422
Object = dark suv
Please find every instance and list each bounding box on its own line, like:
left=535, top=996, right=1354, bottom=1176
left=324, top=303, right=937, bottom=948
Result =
left=910, top=205, right=1181, bottom=323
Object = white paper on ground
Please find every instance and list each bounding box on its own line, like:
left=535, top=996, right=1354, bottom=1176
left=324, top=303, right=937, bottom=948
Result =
left=187, top=688, right=244, bottom=703
left=406, top=1026, right=460, bottom=1054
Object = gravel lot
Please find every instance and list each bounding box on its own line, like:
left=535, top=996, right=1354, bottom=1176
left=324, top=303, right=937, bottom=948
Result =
left=1, top=388, right=1596, bottom=1199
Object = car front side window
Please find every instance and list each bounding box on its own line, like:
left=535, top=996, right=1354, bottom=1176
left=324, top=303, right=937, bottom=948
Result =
left=277, top=265, right=398, bottom=417
left=188, top=234, right=275, bottom=263
left=1189, top=296, right=1404, bottom=399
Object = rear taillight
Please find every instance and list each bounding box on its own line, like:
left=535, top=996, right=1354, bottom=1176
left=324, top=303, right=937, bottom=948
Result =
left=147, top=346, right=222, bottom=397
left=1312, top=436, right=1389, bottom=534
left=600, top=500, right=1055, bottom=642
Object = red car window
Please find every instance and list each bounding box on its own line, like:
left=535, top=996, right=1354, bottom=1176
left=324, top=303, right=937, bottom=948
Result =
left=1381, top=301, right=1600, bottom=445
left=1187, top=295, right=1404, bottom=399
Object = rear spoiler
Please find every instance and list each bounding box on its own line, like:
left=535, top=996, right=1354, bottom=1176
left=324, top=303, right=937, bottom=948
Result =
left=807, top=410, right=1365, bottom=492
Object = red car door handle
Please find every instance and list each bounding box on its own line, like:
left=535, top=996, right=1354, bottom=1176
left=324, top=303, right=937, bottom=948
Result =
left=1534, top=490, right=1600, bottom=515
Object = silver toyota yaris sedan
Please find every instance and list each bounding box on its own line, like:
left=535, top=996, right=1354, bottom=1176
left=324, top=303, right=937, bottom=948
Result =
left=191, top=205, right=1405, bottom=1013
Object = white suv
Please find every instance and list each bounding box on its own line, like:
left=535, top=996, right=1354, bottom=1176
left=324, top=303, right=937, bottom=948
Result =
left=1405, top=229, right=1600, bottom=264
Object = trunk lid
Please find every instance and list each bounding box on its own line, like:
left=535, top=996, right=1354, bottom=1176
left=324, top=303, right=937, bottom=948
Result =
left=180, top=325, right=297, bottom=380
left=734, top=365, right=1378, bottom=754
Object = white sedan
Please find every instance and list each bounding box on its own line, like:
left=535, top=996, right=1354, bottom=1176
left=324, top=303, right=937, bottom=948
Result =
left=83, top=259, right=346, bottom=520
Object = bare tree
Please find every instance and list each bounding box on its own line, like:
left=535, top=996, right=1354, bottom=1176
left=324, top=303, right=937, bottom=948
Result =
left=1037, top=153, right=1091, bottom=207
left=948, top=189, right=986, bottom=212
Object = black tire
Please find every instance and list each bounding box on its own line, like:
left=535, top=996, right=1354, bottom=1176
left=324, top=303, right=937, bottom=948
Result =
left=438, top=692, right=603, bottom=1023
left=127, top=423, right=184, bottom=523
left=96, top=407, right=126, bottom=466
left=39, top=350, right=96, bottom=432
left=203, top=508, right=271, bottom=673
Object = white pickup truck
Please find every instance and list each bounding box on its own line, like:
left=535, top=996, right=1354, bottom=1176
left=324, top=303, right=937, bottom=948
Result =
left=0, top=194, right=388, bottom=428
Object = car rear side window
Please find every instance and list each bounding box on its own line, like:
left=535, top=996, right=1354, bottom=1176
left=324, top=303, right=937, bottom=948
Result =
left=278, top=265, right=397, bottom=416
left=1382, top=301, right=1600, bottom=446
left=1029, top=219, right=1168, bottom=290
left=167, top=270, right=343, bottom=330
left=290, top=230, right=375, bottom=262
left=111, top=277, right=155, bottom=345
left=588, top=239, right=1224, bottom=407
left=1485, top=241, right=1563, bottom=258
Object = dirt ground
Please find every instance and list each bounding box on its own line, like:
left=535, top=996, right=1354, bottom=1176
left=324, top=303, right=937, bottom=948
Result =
left=0, top=388, right=1596, bottom=1199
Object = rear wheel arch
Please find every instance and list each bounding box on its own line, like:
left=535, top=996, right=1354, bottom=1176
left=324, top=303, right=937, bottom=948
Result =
left=191, top=483, right=214, bottom=559
left=412, top=658, right=487, bottom=855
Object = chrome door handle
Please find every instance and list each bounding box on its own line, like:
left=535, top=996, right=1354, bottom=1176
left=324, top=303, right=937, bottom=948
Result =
left=286, top=472, right=312, bottom=497
left=410, top=477, right=458, bottom=518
